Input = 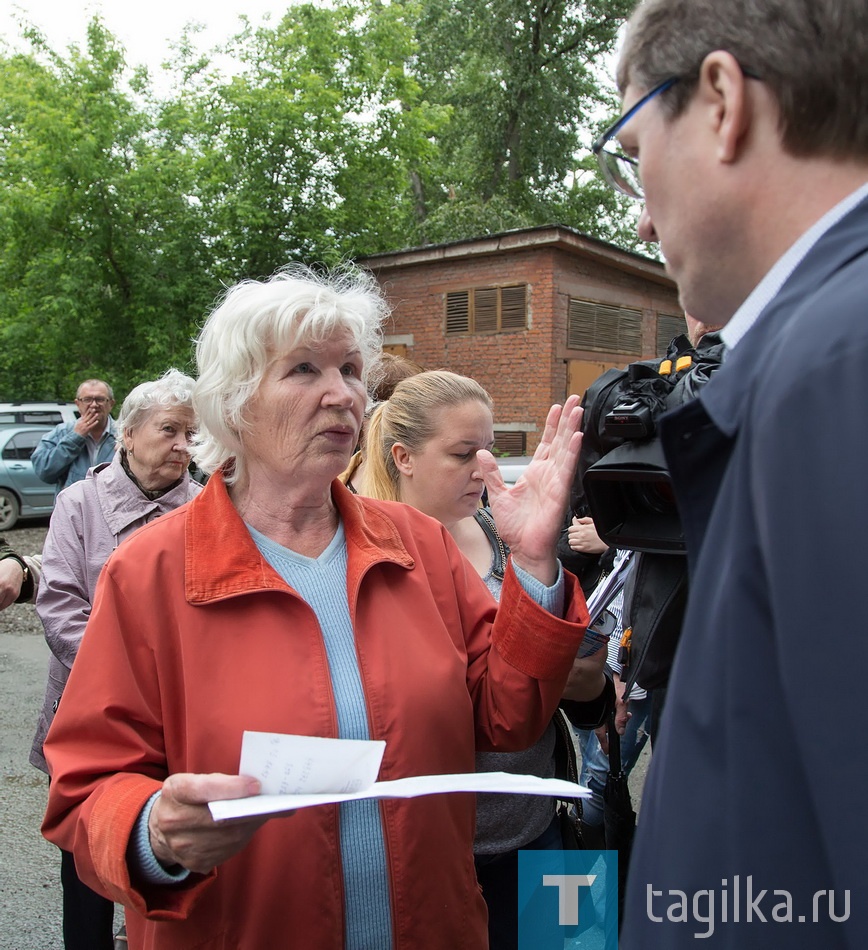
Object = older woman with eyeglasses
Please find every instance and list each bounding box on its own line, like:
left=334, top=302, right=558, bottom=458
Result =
left=40, top=266, right=591, bottom=950
left=31, top=369, right=201, bottom=950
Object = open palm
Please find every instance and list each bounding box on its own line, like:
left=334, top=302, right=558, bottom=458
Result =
left=478, top=396, right=583, bottom=583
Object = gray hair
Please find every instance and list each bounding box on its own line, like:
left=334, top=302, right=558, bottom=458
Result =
left=191, top=264, right=387, bottom=484
left=617, top=0, right=868, bottom=159
left=76, top=378, right=114, bottom=400
left=117, top=369, right=196, bottom=435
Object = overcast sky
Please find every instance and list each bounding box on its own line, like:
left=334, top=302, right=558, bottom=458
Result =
left=2, top=0, right=286, bottom=75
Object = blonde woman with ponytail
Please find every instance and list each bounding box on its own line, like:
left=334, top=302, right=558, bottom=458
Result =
left=364, top=370, right=610, bottom=950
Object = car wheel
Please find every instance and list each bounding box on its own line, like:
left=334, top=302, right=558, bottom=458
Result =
left=0, top=488, right=20, bottom=531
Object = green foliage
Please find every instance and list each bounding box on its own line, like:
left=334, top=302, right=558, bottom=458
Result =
left=0, top=20, right=210, bottom=399
left=0, top=0, right=640, bottom=399
left=411, top=0, right=636, bottom=241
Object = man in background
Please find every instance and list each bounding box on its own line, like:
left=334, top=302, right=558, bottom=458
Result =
left=32, top=379, right=116, bottom=495
left=592, top=0, right=868, bottom=945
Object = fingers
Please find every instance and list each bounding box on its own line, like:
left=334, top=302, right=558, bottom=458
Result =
left=165, top=772, right=260, bottom=805
left=569, top=518, right=608, bottom=554
left=476, top=449, right=505, bottom=506
left=548, top=403, right=584, bottom=476
left=615, top=703, right=632, bottom=736
left=594, top=722, right=609, bottom=756
left=475, top=448, right=502, bottom=484
left=554, top=397, right=583, bottom=449
left=539, top=397, right=583, bottom=449
left=149, top=773, right=267, bottom=874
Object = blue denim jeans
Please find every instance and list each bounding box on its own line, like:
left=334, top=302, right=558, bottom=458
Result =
left=576, top=693, right=652, bottom=827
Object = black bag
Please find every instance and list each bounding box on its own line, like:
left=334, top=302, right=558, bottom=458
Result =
left=552, top=708, right=585, bottom=849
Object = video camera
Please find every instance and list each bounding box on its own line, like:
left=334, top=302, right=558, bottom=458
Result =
left=579, top=333, right=724, bottom=555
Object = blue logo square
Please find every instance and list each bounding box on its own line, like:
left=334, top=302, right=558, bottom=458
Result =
left=518, top=850, right=619, bottom=949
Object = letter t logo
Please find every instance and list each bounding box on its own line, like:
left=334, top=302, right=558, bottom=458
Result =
left=542, top=875, right=598, bottom=925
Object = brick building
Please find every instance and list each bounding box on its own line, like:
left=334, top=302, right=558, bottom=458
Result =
left=360, top=225, right=682, bottom=456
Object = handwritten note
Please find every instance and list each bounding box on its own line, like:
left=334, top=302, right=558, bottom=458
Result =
left=208, top=731, right=590, bottom=822
left=239, top=732, right=385, bottom=796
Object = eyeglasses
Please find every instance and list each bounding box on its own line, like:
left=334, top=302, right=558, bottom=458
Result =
left=592, top=76, right=679, bottom=201
left=592, top=67, right=762, bottom=201
left=77, top=396, right=110, bottom=405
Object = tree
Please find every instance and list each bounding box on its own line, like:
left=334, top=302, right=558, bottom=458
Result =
left=409, top=0, right=638, bottom=244
left=0, top=2, right=645, bottom=400
left=170, top=1, right=447, bottom=278
left=0, top=19, right=211, bottom=398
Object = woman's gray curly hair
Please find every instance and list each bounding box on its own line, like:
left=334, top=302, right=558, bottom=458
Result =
left=191, top=264, right=387, bottom=485
left=117, top=369, right=196, bottom=436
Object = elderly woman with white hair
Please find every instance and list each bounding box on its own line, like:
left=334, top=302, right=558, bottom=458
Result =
left=40, top=266, right=592, bottom=950
left=31, top=368, right=201, bottom=950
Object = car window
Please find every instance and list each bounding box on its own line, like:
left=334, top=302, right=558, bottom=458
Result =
left=18, top=411, right=64, bottom=425
left=2, top=431, right=45, bottom=461
left=0, top=403, right=78, bottom=427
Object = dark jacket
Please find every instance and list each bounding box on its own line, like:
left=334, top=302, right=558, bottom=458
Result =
left=621, top=196, right=868, bottom=948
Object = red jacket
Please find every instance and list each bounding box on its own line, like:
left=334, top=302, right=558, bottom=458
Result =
left=43, top=474, right=589, bottom=949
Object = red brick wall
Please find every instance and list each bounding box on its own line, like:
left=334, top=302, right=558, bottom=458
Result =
left=368, top=245, right=680, bottom=453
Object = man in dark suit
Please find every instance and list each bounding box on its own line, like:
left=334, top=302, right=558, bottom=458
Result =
left=591, top=1, right=868, bottom=946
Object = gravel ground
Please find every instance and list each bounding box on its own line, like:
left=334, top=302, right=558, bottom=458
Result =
left=0, top=520, right=64, bottom=949
left=0, top=520, right=124, bottom=949
left=0, top=518, right=650, bottom=948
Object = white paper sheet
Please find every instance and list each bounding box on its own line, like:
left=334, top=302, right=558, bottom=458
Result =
left=208, top=731, right=590, bottom=822
left=239, top=731, right=386, bottom=796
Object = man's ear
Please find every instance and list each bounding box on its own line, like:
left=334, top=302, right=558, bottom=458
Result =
left=697, top=50, right=754, bottom=164
left=391, top=442, right=413, bottom=477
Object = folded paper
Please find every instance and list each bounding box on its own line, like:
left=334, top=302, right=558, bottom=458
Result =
left=209, top=731, right=589, bottom=822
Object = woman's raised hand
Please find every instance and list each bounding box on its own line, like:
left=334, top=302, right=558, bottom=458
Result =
left=477, top=396, right=583, bottom=585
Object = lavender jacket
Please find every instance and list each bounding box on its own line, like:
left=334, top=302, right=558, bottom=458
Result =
left=30, top=452, right=202, bottom=773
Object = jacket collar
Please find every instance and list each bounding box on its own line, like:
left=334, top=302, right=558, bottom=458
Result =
left=701, top=195, right=868, bottom=438
left=184, top=471, right=415, bottom=604
left=92, top=452, right=199, bottom=537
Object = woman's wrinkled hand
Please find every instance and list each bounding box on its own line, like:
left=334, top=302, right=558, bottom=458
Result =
left=148, top=773, right=275, bottom=875
left=477, top=396, right=583, bottom=585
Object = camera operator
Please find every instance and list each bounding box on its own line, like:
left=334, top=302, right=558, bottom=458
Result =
left=557, top=315, right=723, bottom=738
